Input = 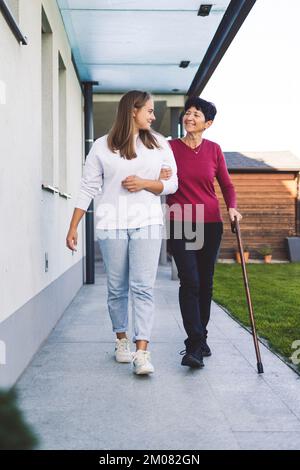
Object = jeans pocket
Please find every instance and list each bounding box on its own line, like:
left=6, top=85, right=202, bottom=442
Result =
left=96, top=229, right=111, bottom=240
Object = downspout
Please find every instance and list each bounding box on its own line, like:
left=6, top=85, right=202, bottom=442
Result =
left=83, top=81, right=98, bottom=284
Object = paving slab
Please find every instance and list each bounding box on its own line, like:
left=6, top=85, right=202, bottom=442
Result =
left=16, top=263, right=300, bottom=450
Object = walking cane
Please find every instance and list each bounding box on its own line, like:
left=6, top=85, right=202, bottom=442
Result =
left=231, top=216, right=264, bottom=374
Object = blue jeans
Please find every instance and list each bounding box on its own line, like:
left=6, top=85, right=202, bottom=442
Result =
left=96, top=225, right=162, bottom=343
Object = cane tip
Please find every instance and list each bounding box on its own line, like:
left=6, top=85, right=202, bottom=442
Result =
left=257, top=363, right=264, bottom=374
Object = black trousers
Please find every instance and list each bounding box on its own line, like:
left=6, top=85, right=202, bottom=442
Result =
left=169, top=221, right=223, bottom=352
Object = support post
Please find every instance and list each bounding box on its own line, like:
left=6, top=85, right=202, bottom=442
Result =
left=83, top=81, right=97, bottom=284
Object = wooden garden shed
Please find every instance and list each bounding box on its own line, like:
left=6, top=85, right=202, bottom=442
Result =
left=216, top=151, right=300, bottom=260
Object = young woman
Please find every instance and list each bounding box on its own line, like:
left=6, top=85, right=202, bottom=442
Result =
left=66, top=90, right=177, bottom=375
left=167, top=96, right=242, bottom=369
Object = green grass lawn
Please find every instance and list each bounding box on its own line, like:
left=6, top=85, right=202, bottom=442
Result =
left=213, top=263, right=300, bottom=371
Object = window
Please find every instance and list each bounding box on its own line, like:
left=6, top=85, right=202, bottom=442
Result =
left=41, top=8, right=54, bottom=187
left=58, top=52, right=67, bottom=192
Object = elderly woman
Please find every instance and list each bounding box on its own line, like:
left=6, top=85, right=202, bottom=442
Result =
left=167, top=96, right=242, bottom=369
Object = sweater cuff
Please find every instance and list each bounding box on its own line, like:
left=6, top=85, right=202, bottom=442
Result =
left=75, top=194, right=92, bottom=212
left=160, top=178, right=178, bottom=196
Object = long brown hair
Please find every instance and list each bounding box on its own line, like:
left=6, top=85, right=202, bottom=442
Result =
left=107, top=90, right=161, bottom=160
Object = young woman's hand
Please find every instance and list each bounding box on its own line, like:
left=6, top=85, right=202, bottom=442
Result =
left=228, top=208, right=242, bottom=223
left=66, top=226, right=78, bottom=251
left=159, top=167, right=172, bottom=180
left=122, top=175, right=145, bottom=192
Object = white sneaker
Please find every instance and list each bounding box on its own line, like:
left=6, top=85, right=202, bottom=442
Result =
left=115, top=338, right=132, bottom=363
left=132, top=350, right=154, bottom=375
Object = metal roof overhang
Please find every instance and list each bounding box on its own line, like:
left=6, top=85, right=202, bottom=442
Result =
left=56, top=0, right=256, bottom=96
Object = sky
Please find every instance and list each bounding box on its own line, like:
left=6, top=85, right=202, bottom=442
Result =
left=201, top=0, right=300, bottom=157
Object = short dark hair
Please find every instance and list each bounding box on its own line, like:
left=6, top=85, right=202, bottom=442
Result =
left=184, top=97, right=217, bottom=121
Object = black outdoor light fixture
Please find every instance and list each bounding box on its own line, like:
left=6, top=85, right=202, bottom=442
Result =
left=198, top=4, right=213, bottom=16
left=179, top=60, right=190, bottom=68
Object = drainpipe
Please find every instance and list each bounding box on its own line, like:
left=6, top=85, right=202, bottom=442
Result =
left=159, top=107, right=182, bottom=266
left=171, top=107, right=182, bottom=140
left=169, top=107, right=183, bottom=278
left=83, top=81, right=98, bottom=284
left=179, top=110, right=185, bottom=138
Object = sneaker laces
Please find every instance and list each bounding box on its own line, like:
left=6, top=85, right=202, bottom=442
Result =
left=132, top=350, right=150, bottom=365
left=180, top=343, right=206, bottom=355
left=116, top=338, right=130, bottom=352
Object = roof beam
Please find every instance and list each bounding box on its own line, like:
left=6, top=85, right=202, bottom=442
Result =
left=0, top=0, right=27, bottom=45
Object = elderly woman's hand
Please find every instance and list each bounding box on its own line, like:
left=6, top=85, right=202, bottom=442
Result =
left=159, top=166, right=172, bottom=180
left=228, top=208, right=242, bottom=223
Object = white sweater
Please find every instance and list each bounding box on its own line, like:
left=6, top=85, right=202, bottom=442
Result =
left=75, top=133, right=178, bottom=229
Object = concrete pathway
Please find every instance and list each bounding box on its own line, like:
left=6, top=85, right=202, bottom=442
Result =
left=16, top=263, right=300, bottom=450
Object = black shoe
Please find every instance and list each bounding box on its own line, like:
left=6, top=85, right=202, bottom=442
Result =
left=180, top=349, right=204, bottom=368
left=201, top=341, right=212, bottom=357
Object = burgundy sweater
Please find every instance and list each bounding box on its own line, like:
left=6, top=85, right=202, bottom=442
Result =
left=167, top=138, right=237, bottom=223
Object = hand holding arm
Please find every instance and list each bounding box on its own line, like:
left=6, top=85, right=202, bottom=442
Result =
left=121, top=175, right=163, bottom=194
left=159, top=167, right=172, bottom=180
left=121, top=138, right=178, bottom=196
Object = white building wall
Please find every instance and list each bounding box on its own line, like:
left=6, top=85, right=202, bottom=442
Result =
left=0, top=0, right=85, bottom=386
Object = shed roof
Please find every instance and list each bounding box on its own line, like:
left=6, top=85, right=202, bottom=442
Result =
left=224, top=151, right=300, bottom=172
